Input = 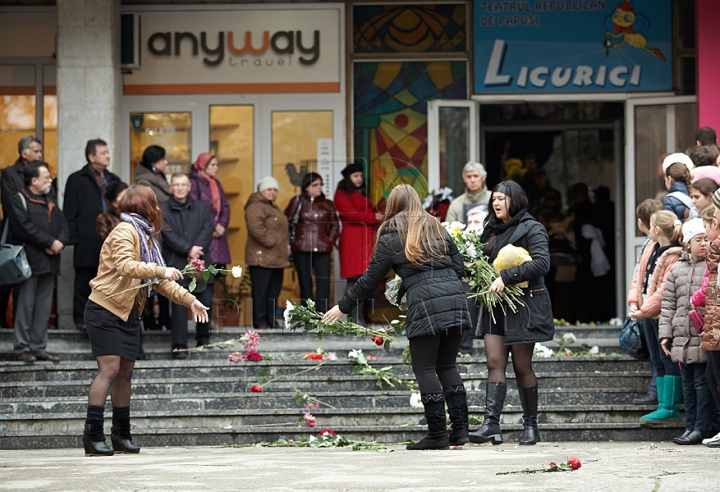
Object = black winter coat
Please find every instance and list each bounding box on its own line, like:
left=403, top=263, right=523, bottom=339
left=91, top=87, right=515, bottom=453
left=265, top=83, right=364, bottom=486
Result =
left=1, top=158, right=57, bottom=219
left=63, top=164, right=121, bottom=268
left=160, top=197, right=214, bottom=270
left=338, top=223, right=471, bottom=339
left=8, top=188, right=69, bottom=276
left=477, top=210, right=555, bottom=345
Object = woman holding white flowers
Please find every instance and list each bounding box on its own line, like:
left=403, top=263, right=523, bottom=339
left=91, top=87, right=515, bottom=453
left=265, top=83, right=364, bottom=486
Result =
left=323, top=184, right=472, bottom=450
left=468, top=180, right=554, bottom=446
left=82, top=185, right=209, bottom=456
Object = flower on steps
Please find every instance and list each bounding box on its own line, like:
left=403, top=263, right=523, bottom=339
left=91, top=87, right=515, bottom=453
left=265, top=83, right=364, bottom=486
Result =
left=242, top=330, right=260, bottom=350
left=562, top=332, right=577, bottom=343
left=245, top=350, right=263, bottom=362
left=533, top=343, right=553, bottom=358
left=303, top=412, right=316, bottom=427
left=283, top=300, right=294, bottom=327
left=250, top=385, right=262, bottom=393
left=409, top=393, right=423, bottom=408
left=318, top=429, right=336, bottom=437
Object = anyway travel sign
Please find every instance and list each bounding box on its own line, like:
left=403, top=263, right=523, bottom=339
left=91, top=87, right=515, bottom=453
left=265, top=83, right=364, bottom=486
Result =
left=474, top=0, right=672, bottom=93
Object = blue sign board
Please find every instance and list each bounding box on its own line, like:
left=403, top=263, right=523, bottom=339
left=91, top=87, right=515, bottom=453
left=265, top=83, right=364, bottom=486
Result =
left=474, top=0, right=672, bottom=93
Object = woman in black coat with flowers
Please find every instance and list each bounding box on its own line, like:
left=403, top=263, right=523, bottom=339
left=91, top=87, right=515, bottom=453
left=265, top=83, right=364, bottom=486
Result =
left=469, top=180, right=554, bottom=446
left=323, top=184, right=472, bottom=450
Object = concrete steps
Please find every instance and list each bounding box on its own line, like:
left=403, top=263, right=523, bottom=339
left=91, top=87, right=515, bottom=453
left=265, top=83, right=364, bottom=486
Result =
left=0, top=323, right=681, bottom=449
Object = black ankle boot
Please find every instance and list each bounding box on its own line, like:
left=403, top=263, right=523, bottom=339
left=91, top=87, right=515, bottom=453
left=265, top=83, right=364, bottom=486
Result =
left=407, top=393, right=450, bottom=450
left=518, top=385, right=540, bottom=445
left=83, top=406, right=113, bottom=457
left=444, top=384, right=469, bottom=446
left=111, top=407, right=140, bottom=454
left=469, top=382, right=506, bottom=444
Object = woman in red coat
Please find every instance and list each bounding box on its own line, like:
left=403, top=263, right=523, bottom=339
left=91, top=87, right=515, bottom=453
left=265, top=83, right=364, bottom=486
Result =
left=334, top=162, right=383, bottom=326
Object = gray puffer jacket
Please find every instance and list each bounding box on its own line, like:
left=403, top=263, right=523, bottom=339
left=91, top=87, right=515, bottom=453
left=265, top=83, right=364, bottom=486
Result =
left=659, top=251, right=708, bottom=364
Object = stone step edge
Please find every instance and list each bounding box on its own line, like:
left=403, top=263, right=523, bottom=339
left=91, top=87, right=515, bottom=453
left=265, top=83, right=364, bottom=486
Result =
left=0, top=404, right=663, bottom=421
left=0, top=421, right=684, bottom=439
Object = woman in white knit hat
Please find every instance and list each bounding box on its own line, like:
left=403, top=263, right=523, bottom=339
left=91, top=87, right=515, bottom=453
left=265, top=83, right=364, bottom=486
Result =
left=244, top=176, right=289, bottom=328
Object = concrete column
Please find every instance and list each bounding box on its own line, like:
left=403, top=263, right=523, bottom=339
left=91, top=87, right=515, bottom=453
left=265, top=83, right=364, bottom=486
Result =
left=56, top=0, right=122, bottom=329
left=697, top=0, right=720, bottom=131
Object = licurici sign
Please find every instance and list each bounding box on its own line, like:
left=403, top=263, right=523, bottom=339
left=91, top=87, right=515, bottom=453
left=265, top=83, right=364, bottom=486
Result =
left=123, top=8, right=341, bottom=94
left=473, top=0, right=672, bottom=93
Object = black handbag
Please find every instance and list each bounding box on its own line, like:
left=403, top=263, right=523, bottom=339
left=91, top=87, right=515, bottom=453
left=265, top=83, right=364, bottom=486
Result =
left=619, top=316, right=649, bottom=360
left=288, top=196, right=302, bottom=262
left=0, top=195, right=32, bottom=285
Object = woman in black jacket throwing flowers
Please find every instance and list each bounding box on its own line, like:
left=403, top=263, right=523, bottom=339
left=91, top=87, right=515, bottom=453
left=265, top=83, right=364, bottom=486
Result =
left=323, top=184, right=472, bottom=450
left=469, top=180, right=554, bottom=446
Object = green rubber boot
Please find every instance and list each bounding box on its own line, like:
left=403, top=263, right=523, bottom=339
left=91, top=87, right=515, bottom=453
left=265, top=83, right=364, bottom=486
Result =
left=640, top=375, right=681, bottom=423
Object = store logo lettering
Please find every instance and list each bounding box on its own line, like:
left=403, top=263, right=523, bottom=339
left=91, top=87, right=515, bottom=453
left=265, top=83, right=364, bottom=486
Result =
left=148, top=30, right=320, bottom=67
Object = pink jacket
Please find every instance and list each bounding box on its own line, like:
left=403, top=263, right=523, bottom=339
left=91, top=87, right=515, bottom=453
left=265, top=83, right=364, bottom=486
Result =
left=627, top=239, right=657, bottom=309
left=640, top=246, right=683, bottom=319
left=692, top=269, right=709, bottom=308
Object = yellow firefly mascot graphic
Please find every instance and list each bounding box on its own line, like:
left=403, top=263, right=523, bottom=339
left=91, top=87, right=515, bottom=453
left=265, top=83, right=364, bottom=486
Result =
left=604, top=0, right=665, bottom=61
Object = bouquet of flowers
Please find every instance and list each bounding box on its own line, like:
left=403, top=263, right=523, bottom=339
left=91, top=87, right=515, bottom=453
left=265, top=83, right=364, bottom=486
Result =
left=283, top=300, right=397, bottom=350
left=442, top=221, right=524, bottom=323
left=107, top=258, right=242, bottom=298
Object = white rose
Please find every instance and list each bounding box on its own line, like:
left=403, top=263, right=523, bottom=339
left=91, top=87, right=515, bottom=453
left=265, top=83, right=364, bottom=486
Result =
left=409, top=393, right=423, bottom=409
left=466, top=244, right=477, bottom=259
left=231, top=265, right=243, bottom=278
left=562, top=333, right=577, bottom=343
left=589, top=345, right=600, bottom=354
left=348, top=349, right=360, bottom=360
left=283, top=300, right=294, bottom=326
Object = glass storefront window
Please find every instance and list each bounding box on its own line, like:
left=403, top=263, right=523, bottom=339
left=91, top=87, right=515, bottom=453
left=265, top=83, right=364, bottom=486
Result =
left=129, top=113, right=191, bottom=182
left=0, top=65, right=36, bottom=177
left=438, top=106, right=469, bottom=191
left=209, top=105, right=254, bottom=325
left=43, top=64, right=57, bottom=177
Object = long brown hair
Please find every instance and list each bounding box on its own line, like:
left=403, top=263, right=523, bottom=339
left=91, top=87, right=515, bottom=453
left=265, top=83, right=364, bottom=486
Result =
left=117, top=185, right=163, bottom=236
left=374, top=184, right=447, bottom=264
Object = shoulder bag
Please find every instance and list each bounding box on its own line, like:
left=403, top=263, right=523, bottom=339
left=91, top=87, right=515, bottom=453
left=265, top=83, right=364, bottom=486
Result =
left=619, top=316, right=649, bottom=360
left=0, top=193, right=32, bottom=285
left=288, top=195, right=302, bottom=262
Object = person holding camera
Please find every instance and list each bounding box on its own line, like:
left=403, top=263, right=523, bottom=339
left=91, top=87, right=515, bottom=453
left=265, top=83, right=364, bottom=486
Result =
left=245, top=177, right=289, bottom=328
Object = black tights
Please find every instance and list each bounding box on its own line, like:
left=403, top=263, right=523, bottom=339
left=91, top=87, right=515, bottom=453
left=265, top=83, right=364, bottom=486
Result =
left=87, top=355, right=136, bottom=409
left=484, top=334, right=537, bottom=388
left=409, top=331, right=463, bottom=394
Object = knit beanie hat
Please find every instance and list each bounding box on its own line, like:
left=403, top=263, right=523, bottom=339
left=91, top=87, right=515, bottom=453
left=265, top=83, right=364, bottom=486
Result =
left=662, top=152, right=694, bottom=174
left=682, top=217, right=706, bottom=244
left=257, top=176, right=280, bottom=193
left=713, top=188, right=720, bottom=209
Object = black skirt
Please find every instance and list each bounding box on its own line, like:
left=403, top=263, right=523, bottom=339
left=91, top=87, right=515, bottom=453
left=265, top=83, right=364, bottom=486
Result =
left=85, top=300, right=141, bottom=360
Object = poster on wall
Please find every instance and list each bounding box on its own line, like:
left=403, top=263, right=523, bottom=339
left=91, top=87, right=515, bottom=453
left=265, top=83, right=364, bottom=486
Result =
left=473, top=0, right=672, bottom=93
left=123, top=7, right=342, bottom=95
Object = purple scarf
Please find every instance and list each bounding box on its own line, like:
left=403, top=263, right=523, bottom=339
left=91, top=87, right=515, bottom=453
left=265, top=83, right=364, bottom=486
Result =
left=120, top=212, right=166, bottom=285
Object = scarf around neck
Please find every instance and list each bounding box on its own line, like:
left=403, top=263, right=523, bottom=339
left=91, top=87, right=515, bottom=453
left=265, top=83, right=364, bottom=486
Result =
left=120, top=212, right=166, bottom=284
left=481, top=208, right=528, bottom=261
left=193, top=154, right=221, bottom=216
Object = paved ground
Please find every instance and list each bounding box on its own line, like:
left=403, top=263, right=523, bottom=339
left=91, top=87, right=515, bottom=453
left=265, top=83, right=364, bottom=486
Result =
left=0, top=441, right=715, bottom=491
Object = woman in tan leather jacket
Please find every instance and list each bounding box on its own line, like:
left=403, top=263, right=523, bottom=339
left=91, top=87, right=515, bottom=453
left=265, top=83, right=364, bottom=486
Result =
left=284, top=172, right=339, bottom=311
left=82, top=185, right=208, bottom=457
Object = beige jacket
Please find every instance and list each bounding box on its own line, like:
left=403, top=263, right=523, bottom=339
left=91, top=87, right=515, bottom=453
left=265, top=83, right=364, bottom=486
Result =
left=88, top=222, right=196, bottom=321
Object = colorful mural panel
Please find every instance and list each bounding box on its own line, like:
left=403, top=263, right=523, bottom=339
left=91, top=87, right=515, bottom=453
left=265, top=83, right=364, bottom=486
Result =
left=353, top=61, right=467, bottom=209
left=354, top=4, right=466, bottom=53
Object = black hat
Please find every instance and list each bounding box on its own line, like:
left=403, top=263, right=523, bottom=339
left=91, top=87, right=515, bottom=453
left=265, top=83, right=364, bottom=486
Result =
left=341, top=161, right=364, bottom=179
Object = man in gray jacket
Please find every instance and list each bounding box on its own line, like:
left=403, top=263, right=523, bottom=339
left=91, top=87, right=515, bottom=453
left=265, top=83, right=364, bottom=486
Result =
left=445, top=162, right=491, bottom=225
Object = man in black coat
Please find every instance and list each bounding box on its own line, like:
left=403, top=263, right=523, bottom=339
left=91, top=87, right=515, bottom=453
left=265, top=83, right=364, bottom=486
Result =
left=0, top=136, right=45, bottom=328
left=161, top=173, right=214, bottom=358
left=63, top=139, right=120, bottom=330
left=9, top=161, right=68, bottom=363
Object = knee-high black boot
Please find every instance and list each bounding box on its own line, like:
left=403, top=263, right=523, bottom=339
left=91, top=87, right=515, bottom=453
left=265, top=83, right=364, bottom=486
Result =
left=444, top=384, right=469, bottom=446
left=111, top=406, right=141, bottom=454
left=518, top=385, right=540, bottom=445
left=469, top=382, right=506, bottom=444
left=83, top=405, right=114, bottom=456
left=406, top=393, right=450, bottom=450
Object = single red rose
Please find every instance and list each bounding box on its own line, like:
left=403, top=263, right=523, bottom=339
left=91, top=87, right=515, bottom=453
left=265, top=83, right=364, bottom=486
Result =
left=245, top=350, right=263, bottom=362
left=371, top=335, right=384, bottom=346
left=568, top=457, right=581, bottom=469
left=250, top=385, right=263, bottom=393
left=318, top=429, right=336, bottom=437
left=549, top=462, right=556, bottom=467
left=306, top=353, right=324, bottom=360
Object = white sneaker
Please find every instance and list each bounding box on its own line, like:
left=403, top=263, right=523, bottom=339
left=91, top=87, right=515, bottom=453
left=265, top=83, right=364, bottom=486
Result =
left=702, top=431, right=720, bottom=445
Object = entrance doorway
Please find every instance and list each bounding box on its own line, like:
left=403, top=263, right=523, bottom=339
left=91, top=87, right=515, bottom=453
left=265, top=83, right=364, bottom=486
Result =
left=482, top=121, right=622, bottom=323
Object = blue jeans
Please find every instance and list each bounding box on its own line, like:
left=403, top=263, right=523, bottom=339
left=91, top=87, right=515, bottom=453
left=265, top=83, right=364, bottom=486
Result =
left=643, top=318, right=681, bottom=377
left=680, top=362, right=712, bottom=431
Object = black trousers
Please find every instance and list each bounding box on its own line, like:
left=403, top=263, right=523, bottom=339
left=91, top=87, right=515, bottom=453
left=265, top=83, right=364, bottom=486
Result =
left=409, top=331, right=464, bottom=394
left=293, top=252, right=331, bottom=312
left=171, top=283, right=214, bottom=350
left=73, top=266, right=97, bottom=325
left=249, top=266, right=284, bottom=328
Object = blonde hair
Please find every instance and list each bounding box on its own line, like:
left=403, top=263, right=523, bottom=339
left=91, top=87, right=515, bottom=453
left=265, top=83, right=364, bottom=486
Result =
left=375, top=184, right=448, bottom=265
left=702, top=205, right=716, bottom=224
left=650, top=210, right=683, bottom=245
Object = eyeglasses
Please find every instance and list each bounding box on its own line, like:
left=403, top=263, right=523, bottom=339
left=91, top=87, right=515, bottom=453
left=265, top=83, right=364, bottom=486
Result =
left=171, top=183, right=189, bottom=188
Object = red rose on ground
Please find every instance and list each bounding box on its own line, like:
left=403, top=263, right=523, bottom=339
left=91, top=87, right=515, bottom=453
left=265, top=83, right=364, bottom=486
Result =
left=306, top=353, right=324, bottom=360
left=245, top=350, right=263, bottom=362
left=371, top=335, right=384, bottom=346
left=318, top=429, right=336, bottom=437
left=250, top=385, right=263, bottom=393
left=568, top=457, right=581, bottom=469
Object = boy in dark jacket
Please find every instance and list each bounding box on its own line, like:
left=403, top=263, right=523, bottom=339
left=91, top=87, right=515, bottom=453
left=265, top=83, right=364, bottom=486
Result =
left=160, top=173, right=214, bottom=357
left=9, top=161, right=68, bottom=362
